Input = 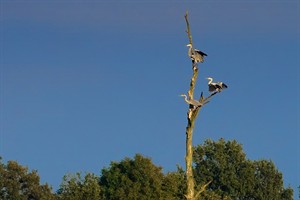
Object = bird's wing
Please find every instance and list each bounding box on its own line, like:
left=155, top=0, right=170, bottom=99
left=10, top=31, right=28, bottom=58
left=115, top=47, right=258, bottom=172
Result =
left=215, top=84, right=222, bottom=89
left=194, top=49, right=207, bottom=56
left=191, top=100, right=202, bottom=107
left=217, top=82, right=228, bottom=89
left=222, top=83, right=228, bottom=88
left=208, top=84, right=217, bottom=92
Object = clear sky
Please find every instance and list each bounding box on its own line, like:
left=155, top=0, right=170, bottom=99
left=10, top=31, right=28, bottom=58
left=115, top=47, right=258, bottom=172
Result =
left=1, top=0, right=299, bottom=198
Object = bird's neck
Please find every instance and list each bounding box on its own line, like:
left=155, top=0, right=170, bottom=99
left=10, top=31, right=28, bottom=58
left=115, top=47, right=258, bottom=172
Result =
left=188, top=46, right=192, bottom=53
left=185, top=96, right=189, bottom=102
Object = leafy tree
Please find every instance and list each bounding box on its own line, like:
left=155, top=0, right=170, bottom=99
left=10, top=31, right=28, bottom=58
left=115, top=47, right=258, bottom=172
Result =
left=2, top=139, right=294, bottom=200
left=161, top=166, right=186, bottom=200
left=193, top=139, right=293, bottom=200
left=200, top=190, right=232, bottom=200
left=57, top=172, right=101, bottom=200
left=0, top=157, right=56, bottom=200
left=252, top=160, right=293, bottom=200
left=99, top=154, right=164, bottom=200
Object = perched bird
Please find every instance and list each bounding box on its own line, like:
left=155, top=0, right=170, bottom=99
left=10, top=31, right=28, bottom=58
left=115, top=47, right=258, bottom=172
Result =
left=187, top=44, right=207, bottom=63
left=180, top=94, right=202, bottom=108
left=207, top=77, right=228, bottom=93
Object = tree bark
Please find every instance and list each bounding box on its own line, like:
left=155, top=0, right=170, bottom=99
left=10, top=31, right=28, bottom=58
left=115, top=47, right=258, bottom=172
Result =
left=184, top=12, right=199, bottom=200
left=183, top=11, right=219, bottom=200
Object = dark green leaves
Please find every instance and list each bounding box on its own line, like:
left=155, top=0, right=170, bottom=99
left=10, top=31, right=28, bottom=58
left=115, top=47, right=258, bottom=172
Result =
left=193, top=139, right=293, bottom=200
left=0, top=158, right=56, bottom=200
left=100, top=154, right=163, bottom=200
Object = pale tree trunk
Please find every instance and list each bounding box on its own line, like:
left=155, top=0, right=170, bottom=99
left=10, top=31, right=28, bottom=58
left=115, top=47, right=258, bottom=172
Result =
left=184, top=12, right=213, bottom=200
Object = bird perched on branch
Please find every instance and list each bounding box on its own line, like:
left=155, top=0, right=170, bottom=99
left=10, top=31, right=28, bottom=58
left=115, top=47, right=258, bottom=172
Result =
left=207, top=77, right=228, bottom=93
left=187, top=44, right=207, bottom=63
left=180, top=94, right=202, bottom=108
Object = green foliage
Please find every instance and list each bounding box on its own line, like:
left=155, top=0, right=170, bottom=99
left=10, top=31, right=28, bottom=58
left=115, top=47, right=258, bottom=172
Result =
left=193, top=138, right=293, bottom=200
left=161, top=166, right=186, bottom=200
left=252, top=160, right=292, bottom=200
left=57, top=172, right=101, bottom=200
left=1, top=140, right=294, bottom=200
left=0, top=157, right=56, bottom=200
left=99, top=154, right=164, bottom=200
left=200, top=190, right=232, bottom=200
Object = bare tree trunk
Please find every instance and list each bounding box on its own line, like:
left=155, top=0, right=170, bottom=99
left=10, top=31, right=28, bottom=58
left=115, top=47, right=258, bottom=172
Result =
left=184, top=12, right=213, bottom=200
left=185, top=108, right=198, bottom=200
left=184, top=12, right=198, bottom=200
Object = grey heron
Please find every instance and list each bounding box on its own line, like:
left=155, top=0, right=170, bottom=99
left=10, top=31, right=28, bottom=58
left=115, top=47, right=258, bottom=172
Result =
left=180, top=94, right=202, bottom=108
left=207, top=77, right=228, bottom=92
left=187, top=44, right=207, bottom=63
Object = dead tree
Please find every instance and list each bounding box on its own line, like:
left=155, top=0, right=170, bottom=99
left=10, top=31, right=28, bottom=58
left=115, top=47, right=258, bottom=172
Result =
left=183, top=12, right=220, bottom=200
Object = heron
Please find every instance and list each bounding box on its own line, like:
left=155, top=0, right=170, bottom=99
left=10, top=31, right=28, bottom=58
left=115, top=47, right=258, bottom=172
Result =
left=187, top=44, right=207, bottom=63
left=207, top=77, right=228, bottom=92
left=180, top=94, right=202, bottom=108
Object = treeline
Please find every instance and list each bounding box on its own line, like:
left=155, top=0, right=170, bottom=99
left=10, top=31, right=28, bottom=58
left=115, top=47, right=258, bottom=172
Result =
left=0, top=139, right=293, bottom=200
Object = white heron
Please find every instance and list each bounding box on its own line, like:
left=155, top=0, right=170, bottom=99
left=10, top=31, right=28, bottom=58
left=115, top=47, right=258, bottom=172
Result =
left=187, top=44, right=207, bottom=63
left=180, top=94, right=202, bottom=108
left=207, top=77, right=228, bottom=93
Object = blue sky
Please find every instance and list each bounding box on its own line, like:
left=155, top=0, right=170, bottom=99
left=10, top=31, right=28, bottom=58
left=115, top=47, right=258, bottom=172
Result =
left=1, top=0, right=299, bottom=197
